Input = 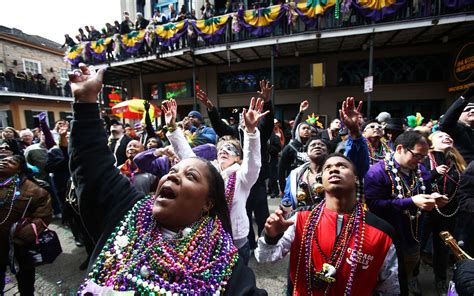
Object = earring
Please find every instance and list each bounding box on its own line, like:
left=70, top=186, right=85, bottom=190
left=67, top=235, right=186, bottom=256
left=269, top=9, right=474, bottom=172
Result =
left=201, top=208, right=210, bottom=217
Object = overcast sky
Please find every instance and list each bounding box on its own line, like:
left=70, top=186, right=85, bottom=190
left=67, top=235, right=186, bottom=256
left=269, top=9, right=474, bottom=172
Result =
left=2, top=0, right=122, bottom=44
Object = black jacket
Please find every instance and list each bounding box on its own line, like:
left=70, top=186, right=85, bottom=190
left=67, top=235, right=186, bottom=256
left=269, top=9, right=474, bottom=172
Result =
left=440, top=97, right=474, bottom=163
left=69, top=103, right=265, bottom=295
left=207, top=100, right=274, bottom=183
left=277, top=139, right=306, bottom=192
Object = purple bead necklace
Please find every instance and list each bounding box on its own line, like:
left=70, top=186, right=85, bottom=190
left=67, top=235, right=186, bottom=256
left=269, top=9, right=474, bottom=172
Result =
left=78, top=198, right=239, bottom=295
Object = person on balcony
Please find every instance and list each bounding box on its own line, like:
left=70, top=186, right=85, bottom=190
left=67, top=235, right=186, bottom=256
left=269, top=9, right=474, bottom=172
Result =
left=135, top=12, right=150, bottom=30
left=120, top=12, right=133, bottom=35
left=152, top=9, right=167, bottom=25
left=61, top=34, right=76, bottom=48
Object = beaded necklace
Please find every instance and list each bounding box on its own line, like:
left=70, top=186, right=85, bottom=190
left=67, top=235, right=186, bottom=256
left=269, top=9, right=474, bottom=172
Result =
left=225, top=173, right=237, bottom=213
left=293, top=201, right=366, bottom=296
left=367, top=140, right=390, bottom=164
left=296, top=166, right=323, bottom=207
left=0, top=174, right=21, bottom=225
left=428, top=152, right=461, bottom=218
left=384, top=153, right=425, bottom=243
left=79, top=198, right=239, bottom=295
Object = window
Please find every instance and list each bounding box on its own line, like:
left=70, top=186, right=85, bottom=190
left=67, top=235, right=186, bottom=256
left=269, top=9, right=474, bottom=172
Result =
left=218, top=66, right=300, bottom=94
left=59, top=68, right=69, bottom=84
left=23, top=59, right=42, bottom=74
left=164, top=81, right=188, bottom=99
left=337, top=55, right=448, bottom=86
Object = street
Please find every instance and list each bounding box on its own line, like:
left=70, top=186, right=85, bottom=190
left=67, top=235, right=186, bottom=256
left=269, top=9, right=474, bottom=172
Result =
left=4, top=198, right=441, bottom=295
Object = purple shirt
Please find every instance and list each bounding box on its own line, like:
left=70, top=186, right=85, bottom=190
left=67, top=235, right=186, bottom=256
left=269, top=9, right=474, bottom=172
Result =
left=364, top=159, right=431, bottom=248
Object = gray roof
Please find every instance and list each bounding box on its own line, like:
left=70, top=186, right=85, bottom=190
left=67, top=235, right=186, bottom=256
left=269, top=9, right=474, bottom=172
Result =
left=0, top=25, right=61, bottom=50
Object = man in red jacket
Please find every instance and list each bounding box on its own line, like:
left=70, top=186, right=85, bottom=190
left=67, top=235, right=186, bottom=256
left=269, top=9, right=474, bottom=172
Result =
left=255, top=153, right=405, bottom=295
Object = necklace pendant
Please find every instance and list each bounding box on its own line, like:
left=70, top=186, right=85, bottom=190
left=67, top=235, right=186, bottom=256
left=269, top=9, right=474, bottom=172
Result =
left=312, top=263, right=336, bottom=288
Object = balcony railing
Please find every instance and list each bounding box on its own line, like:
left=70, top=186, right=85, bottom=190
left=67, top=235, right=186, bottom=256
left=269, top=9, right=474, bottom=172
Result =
left=64, top=0, right=473, bottom=67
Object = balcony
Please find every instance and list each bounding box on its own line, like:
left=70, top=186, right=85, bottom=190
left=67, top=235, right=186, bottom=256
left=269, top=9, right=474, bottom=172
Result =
left=63, top=0, right=474, bottom=83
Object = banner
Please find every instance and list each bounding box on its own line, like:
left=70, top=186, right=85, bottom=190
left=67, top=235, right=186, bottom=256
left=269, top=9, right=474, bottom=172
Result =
left=238, top=5, right=288, bottom=37
left=64, top=43, right=86, bottom=66
left=351, top=0, right=405, bottom=21
left=155, top=20, right=188, bottom=47
left=121, top=30, right=146, bottom=54
left=294, top=0, right=337, bottom=26
left=191, top=15, right=230, bottom=42
left=88, top=37, right=113, bottom=61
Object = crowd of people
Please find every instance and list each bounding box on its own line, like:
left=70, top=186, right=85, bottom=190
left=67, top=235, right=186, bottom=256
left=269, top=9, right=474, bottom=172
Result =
left=0, top=69, right=72, bottom=97
left=0, top=63, right=473, bottom=295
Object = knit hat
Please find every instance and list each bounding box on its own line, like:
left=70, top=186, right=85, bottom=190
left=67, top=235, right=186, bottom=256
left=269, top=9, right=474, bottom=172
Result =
left=463, top=103, right=474, bottom=112
left=188, top=111, right=203, bottom=122
left=375, top=112, right=391, bottom=123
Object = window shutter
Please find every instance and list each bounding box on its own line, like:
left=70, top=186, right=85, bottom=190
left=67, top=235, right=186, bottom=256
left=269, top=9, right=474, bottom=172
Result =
left=48, top=112, right=55, bottom=127
left=24, top=110, right=34, bottom=128
left=6, top=110, right=13, bottom=127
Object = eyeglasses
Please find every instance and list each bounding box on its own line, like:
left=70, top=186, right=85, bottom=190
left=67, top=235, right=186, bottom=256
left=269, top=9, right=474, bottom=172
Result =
left=405, top=147, right=426, bottom=160
left=0, top=146, right=12, bottom=151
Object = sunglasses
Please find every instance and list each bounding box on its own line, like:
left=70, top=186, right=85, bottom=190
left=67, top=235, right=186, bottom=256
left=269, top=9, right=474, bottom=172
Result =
left=0, top=146, right=12, bottom=151
left=463, top=108, right=474, bottom=113
left=364, top=124, right=382, bottom=131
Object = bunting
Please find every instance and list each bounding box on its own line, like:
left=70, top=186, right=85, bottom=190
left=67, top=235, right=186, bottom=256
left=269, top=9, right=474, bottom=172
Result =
left=65, top=43, right=86, bottom=66
left=121, top=30, right=146, bottom=54
left=351, top=0, right=405, bottom=21
left=88, top=37, right=113, bottom=61
left=238, top=5, right=288, bottom=37
left=155, top=20, right=188, bottom=47
left=190, top=15, right=230, bottom=43
left=295, top=0, right=337, bottom=26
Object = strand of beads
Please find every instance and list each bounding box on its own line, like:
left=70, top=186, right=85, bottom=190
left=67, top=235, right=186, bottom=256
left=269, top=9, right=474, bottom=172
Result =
left=344, top=204, right=366, bottom=295
left=225, top=173, right=237, bottom=213
left=0, top=175, right=21, bottom=226
left=385, top=154, right=424, bottom=243
left=79, top=198, right=238, bottom=295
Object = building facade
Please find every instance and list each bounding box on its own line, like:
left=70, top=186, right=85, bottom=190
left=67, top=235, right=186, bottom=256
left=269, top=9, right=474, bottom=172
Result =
left=70, top=0, right=474, bottom=125
left=0, top=26, right=73, bottom=129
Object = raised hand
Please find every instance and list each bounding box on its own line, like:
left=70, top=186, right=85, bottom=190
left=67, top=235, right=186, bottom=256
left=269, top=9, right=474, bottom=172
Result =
left=243, top=97, right=270, bottom=133
left=161, top=99, right=177, bottom=127
left=339, top=97, right=363, bottom=137
left=38, top=111, right=47, bottom=122
left=196, top=89, right=214, bottom=109
left=68, top=63, right=106, bottom=103
left=264, top=209, right=294, bottom=238
left=257, top=80, right=273, bottom=103
left=299, top=100, right=309, bottom=113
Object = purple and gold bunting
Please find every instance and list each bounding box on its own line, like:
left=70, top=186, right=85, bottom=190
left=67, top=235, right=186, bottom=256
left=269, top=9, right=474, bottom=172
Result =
left=238, top=5, right=288, bottom=37
left=295, top=0, right=337, bottom=26
left=64, top=43, right=86, bottom=66
left=88, top=37, right=113, bottom=61
left=121, top=30, right=146, bottom=54
left=155, top=20, right=188, bottom=47
left=351, top=0, right=405, bottom=21
left=190, top=15, right=230, bottom=43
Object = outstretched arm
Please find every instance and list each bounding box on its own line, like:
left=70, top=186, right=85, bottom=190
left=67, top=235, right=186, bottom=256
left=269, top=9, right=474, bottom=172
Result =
left=197, top=89, right=238, bottom=138
left=340, top=97, right=369, bottom=179
left=440, top=85, right=474, bottom=134
left=68, top=64, right=143, bottom=242
left=291, top=100, right=309, bottom=139
left=162, top=99, right=196, bottom=160
left=143, top=101, right=156, bottom=143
